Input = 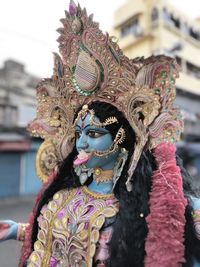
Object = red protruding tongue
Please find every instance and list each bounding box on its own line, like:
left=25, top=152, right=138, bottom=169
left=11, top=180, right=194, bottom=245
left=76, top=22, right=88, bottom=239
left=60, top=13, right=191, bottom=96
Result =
left=73, top=150, right=90, bottom=166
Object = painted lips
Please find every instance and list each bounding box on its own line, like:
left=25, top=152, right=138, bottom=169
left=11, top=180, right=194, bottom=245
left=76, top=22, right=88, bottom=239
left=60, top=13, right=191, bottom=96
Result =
left=73, top=150, right=92, bottom=166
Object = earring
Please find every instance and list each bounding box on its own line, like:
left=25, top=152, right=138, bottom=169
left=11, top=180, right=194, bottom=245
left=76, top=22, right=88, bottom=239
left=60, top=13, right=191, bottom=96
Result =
left=112, top=148, right=128, bottom=190
left=93, top=128, right=126, bottom=157
left=74, top=164, right=93, bottom=185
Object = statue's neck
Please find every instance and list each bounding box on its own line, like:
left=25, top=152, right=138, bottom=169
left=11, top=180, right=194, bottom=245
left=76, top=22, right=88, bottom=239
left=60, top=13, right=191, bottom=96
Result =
left=87, top=167, right=114, bottom=194
left=88, top=179, right=113, bottom=194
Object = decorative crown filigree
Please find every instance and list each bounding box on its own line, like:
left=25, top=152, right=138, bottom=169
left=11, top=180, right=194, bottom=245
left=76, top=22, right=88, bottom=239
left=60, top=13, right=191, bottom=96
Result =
left=28, top=1, right=183, bottom=189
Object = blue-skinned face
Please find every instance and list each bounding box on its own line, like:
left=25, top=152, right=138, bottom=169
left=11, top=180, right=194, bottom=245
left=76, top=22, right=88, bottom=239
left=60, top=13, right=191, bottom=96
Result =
left=75, top=113, right=120, bottom=170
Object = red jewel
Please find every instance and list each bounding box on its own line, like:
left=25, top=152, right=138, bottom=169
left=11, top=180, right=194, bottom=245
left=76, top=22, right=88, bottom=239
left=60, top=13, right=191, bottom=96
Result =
left=81, top=122, right=85, bottom=129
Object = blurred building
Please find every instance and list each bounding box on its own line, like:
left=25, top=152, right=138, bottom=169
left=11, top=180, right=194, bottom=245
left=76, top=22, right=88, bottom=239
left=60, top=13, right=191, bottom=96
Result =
left=112, top=0, right=200, bottom=139
left=112, top=0, right=200, bottom=182
left=0, top=135, right=41, bottom=197
left=0, top=59, right=42, bottom=197
left=0, top=59, right=39, bottom=128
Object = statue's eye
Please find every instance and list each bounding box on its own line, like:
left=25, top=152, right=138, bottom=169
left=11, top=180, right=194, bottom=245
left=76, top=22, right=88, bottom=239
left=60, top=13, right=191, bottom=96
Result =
left=87, top=130, right=104, bottom=138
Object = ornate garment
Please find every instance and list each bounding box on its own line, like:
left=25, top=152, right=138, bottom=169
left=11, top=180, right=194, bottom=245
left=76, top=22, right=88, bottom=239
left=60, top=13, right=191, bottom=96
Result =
left=27, top=186, right=118, bottom=267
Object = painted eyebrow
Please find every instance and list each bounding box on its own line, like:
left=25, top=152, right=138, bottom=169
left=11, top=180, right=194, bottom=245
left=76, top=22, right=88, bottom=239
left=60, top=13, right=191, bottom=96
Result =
left=75, top=124, right=90, bottom=130
left=75, top=124, right=109, bottom=132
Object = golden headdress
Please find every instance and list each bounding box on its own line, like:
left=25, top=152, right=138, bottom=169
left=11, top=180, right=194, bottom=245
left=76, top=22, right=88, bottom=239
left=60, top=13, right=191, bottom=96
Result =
left=28, top=1, right=183, bottom=190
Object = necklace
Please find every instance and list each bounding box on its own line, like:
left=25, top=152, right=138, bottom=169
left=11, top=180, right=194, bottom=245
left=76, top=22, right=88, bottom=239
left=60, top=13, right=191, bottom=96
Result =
left=93, top=167, right=113, bottom=184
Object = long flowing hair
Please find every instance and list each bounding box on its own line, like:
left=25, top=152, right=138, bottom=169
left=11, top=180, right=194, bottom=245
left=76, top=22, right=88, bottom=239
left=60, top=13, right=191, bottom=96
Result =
left=30, top=101, right=200, bottom=267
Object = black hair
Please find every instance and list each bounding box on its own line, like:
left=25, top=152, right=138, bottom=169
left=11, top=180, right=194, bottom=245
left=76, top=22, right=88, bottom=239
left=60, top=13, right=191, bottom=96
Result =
left=31, top=101, right=200, bottom=267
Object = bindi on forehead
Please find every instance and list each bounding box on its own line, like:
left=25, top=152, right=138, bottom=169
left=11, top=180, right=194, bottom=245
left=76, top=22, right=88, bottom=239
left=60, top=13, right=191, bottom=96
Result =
left=76, top=114, right=91, bottom=130
left=81, top=121, right=85, bottom=129
left=76, top=113, right=89, bottom=129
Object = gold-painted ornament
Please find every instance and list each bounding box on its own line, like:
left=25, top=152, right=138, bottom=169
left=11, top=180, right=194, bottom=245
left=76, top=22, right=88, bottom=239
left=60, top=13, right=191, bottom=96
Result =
left=28, top=187, right=118, bottom=267
left=35, top=140, right=58, bottom=183
left=28, top=1, right=183, bottom=191
left=93, top=167, right=113, bottom=184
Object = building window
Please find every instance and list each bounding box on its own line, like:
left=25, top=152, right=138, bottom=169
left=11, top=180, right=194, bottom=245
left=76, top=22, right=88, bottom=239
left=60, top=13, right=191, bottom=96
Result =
left=176, top=56, right=182, bottom=67
left=170, top=14, right=180, bottom=29
left=189, top=27, right=200, bottom=41
left=0, top=105, right=5, bottom=125
left=162, top=8, right=200, bottom=42
left=121, top=18, right=140, bottom=38
left=162, top=7, right=171, bottom=24
left=10, top=106, right=18, bottom=126
left=186, top=62, right=200, bottom=79
left=163, top=8, right=181, bottom=30
left=3, top=106, right=18, bottom=127
left=151, top=7, right=159, bottom=22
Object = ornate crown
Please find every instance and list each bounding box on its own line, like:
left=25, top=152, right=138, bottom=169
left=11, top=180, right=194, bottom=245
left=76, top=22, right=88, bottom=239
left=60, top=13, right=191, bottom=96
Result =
left=28, top=1, right=183, bottom=190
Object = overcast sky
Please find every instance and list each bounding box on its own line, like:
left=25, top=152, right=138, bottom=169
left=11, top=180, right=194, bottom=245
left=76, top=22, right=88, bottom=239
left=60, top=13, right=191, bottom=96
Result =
left=0, top=0, right=199, bottom=77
